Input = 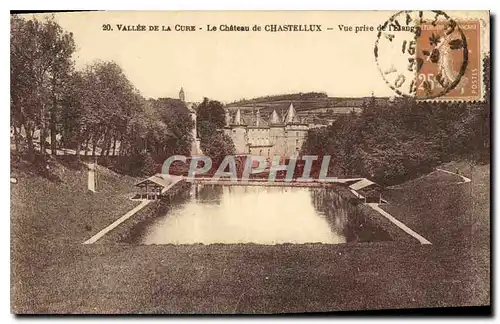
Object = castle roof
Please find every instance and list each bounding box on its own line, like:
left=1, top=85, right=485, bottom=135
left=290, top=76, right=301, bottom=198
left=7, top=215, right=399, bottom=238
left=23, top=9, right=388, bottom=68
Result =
left=228, top=108, right=268, bottom=127
left=226, top=103, right=305, bottom=127
left=283, top=103, right=298, bottom=123
left=270, top=109, right=282, bottom=125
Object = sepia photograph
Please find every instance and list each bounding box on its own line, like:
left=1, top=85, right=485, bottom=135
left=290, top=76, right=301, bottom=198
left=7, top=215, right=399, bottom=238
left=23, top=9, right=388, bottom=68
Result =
left=10, top=10, right=490, bottom=314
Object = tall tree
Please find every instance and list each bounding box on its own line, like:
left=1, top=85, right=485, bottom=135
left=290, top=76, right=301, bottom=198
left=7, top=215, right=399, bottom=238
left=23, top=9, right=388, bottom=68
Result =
left=195, top=97, right=235, bottom=162
left=78, top=61, right=141, bottom=157
left=10, top=15, right=75, bottom=161
left=196, top=98, right=226, bottom=139
left=59, top=71, right=86, bottom=159
left=148, top=98, right=194, bottom=159
left=200, top=133, right=236, bottom=163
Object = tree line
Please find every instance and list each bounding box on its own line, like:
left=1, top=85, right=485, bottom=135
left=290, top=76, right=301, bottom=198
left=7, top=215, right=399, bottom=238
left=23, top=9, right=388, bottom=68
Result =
left=301, top=57, right=490, bottom=186
left=228, top=92, right=328, bottom=107
left=11, top=15, right=196, bottom=175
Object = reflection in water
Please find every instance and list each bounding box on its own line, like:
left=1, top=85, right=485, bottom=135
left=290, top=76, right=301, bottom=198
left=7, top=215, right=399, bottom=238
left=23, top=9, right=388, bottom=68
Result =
left=192, top=184, right=224, bottom=205
left=310, top=188, right=348, bottom=238
left=137, top=185, right=388, bottom=245
left=310, top=188, right=393, bottom=242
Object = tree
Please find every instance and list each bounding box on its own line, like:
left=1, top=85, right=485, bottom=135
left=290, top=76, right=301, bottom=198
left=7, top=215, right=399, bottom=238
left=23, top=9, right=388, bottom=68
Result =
left=200, top=132, right=236, bottom=162
left=196, top=98, right=226, bottom=139
left=11, top=15, right=201, bottom=177
left=148, top=98, right=194, bottom=160
left=59, top=71, right=86, bottom=159
left=195, top=97, right=236, bottom=162
left=300, top=93, right=475, bottom=185
left=10, top=15, right=75, bottom=161
left=78, top=61, right=143, bottom=157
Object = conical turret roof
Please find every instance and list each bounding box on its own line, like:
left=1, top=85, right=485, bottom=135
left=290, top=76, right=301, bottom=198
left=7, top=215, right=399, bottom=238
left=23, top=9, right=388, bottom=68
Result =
left=234, top=109, right=244, bottom=125
left=284, top=103, right=298, bottom=124
left=270, top=109, right=281, bottom=124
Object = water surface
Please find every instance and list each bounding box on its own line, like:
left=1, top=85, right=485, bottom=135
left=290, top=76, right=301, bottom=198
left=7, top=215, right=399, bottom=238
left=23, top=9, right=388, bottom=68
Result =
left=137, top=184, right=389, bottom=245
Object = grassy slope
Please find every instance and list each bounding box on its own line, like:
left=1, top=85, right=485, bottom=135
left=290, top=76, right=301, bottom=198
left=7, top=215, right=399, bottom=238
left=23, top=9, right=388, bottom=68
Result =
left=11, top=161, right=140, bottom=311
left=382, top=161, right=490, bottom=306
left=383, top=162, right=490, bottom=246
left=11, top=161, right=490, bottom=314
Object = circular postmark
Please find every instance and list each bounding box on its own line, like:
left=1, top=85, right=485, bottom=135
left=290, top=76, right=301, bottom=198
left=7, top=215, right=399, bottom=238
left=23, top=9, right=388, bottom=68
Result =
left=374, top=10, right=468, bottom=99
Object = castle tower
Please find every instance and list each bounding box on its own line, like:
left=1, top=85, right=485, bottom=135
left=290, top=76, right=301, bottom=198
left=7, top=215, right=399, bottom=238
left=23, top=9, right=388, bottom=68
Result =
left=284, top=102, right=308, bottom=157
left=232, top=109, right=247, bottom=153
left=179, top=87, right=185, bottom=102
left=268, top=109, right=285, bottom=158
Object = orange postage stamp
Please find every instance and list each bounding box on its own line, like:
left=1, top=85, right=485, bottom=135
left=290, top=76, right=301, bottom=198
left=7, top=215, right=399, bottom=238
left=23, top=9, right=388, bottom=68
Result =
left=374, top=11, right=486, bottom=101
left=415, top=19, right=482, bottom=101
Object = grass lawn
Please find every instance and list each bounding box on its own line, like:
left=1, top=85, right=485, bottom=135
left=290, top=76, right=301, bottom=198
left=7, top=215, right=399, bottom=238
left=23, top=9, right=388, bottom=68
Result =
left=382, top=161, right=490, bottom=308
left=11, top=160, right=491, bottom=314
left=11, top=160, right=140, bottom=311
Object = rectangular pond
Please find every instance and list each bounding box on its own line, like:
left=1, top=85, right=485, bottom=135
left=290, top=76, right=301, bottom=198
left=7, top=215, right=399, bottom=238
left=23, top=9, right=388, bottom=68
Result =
left=132, top=184, right=392, bottom=245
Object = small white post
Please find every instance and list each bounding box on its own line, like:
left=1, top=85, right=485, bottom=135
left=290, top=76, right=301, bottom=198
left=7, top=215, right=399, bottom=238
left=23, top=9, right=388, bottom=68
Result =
left=88, top=162, right=96, bottom=193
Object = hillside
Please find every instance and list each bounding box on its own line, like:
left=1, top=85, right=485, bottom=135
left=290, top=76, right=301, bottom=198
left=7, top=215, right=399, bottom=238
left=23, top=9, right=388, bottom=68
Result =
left=225, top=93, right=390, bottom=125
left=11, top=159, right=141, bottom=306
left=226, top=92, right=389, bottom=112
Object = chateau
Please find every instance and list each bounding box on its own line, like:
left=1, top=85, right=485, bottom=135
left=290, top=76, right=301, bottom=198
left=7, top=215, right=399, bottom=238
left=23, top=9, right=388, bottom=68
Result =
left=179, top=87, right=363, bottom=159
left=223, top=104, right=309, bottom=159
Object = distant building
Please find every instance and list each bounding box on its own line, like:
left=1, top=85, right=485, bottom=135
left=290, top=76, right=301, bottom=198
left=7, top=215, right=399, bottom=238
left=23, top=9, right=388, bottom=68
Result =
left=179, top=87, right=185, bottom=102
left=223, top=103, right=310, bottom=159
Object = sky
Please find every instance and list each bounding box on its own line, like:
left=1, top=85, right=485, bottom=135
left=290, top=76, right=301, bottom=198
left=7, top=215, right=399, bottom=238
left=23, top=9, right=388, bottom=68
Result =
left=27, top=11, right=489, bottom=103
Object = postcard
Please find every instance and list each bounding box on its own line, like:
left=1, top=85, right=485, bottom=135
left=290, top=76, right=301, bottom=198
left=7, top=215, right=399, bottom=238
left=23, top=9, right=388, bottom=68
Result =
left=10, top=10, right=490, bottom=314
